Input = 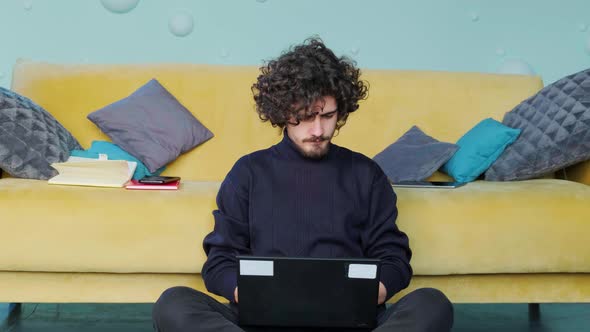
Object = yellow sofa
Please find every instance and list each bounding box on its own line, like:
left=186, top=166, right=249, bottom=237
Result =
left=1, top=60, right=589, bottom=304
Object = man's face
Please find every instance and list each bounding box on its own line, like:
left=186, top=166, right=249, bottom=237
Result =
left=286, top=96, right=338, bottom=159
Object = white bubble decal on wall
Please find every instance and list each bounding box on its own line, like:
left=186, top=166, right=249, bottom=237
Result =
left=470, top=12, right=479, bottom=22
left=256, top=0, right=267, bottom=3
left=23, top=0, right=32, bottom=11
left=168, top=11, right=194, bottom=37
left=100, top=0, right=140, bottom=14
left=496, top=48, right=506, bottom=57
left=350, top=47, right=360, bottom=56
left=498, top=58, right=535, bottom=75
left=578, top=23, right=588, bottom=32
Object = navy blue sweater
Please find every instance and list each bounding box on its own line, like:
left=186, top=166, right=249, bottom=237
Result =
left=202, top=132, right=412, bottom=303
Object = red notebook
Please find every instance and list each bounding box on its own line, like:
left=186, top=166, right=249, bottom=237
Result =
left=125, top=180, right=180, bottom=190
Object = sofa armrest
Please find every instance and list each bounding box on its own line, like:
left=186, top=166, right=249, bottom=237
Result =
left=564, top=160, right=590, bottom=185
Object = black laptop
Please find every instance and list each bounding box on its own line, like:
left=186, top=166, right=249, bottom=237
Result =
left=237, top=256, right=381, bottom=329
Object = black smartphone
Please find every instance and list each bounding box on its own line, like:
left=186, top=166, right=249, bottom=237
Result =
left=138, top=176, right=181, bottom=184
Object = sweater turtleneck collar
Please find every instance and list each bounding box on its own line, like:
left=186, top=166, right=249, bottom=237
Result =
left=276, top=129, right=337, bottom=162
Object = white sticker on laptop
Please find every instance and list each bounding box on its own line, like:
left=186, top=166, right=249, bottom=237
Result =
left=348, top=264, right=377, bottom=279
left=240, top=260, right=274, bottom=276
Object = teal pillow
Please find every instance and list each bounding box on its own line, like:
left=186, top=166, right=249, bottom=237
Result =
left=442, top=118, right=521, bottom=183
left=70, top=141, right=165, bottom=180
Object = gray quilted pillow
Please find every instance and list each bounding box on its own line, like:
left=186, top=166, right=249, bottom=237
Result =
left=485, top=69, right=590, bottom=181
left=0, top=87, right=82, bottom=179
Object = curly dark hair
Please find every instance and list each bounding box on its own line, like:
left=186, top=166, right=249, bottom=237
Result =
left=252, top=37, right=368, bottom=130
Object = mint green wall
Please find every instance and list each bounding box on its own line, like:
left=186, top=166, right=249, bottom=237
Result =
left=1, top=0, right=589, bottom=88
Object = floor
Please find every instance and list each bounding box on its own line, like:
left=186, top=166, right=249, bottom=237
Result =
left=1, top=303, right=589, bottom=331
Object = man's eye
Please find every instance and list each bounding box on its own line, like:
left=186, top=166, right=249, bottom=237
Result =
left=322, top=113, right=335, bottom=119
left=302, top=114, right=316, bottom=121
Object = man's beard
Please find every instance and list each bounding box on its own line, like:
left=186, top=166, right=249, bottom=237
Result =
left=295, top=136, right=331, bottom=159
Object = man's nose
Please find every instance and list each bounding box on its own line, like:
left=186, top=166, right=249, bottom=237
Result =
left=310, top=116, right=324, bottom=137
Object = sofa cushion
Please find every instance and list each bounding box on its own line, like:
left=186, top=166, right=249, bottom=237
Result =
left=373, top=126, right=458, bottom=183
left=87, top=79, right=214, bottom=173
left=0, top=179, right=218, bottom=274
left=395, top=179, right=590, bottom=275
left=0, top=178, right=588, bottom=275
left=0, top=87, right=82, bottom=179
left=485, top=69, right=590, bottom=181
left=442, top=118, right=521, bottom=183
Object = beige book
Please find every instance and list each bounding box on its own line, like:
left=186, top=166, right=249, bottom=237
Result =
left=48, top=157, right=137, bottom=188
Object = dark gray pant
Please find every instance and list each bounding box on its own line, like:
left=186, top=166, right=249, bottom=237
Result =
left=152, top=286, right=453, bottom=332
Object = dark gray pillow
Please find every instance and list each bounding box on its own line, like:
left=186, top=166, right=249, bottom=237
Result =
left=0, top=87, right=82, bottom=179
left=373, top=126, right=459, bottom=183
left=485, top=68, right=590, bottom=181
left=87, top=79, right=214, bottom=173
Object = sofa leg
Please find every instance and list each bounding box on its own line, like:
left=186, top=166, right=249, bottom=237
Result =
left=1, top=303, right=22, bottom=325
left=528, top=303, right=540, bottom=321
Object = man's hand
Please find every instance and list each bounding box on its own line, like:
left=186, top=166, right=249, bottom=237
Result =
left=378, top=282, right=387, bottom=304
left=234, top=287, right=239, bottom=303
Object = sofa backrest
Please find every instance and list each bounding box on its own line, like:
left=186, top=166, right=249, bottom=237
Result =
left=11, top=60, right=543, bottom=181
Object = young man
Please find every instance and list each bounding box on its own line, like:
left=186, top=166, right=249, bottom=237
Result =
left=153, top=38, right=454, bottom=332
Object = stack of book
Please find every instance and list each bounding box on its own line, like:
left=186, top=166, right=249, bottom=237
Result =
left=49, top=156, right=136, bottom=188
left=49, top=156, right=181, bottom=190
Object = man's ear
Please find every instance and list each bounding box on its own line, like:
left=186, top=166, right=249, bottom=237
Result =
left=336, top=112, right=349, bottom=130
